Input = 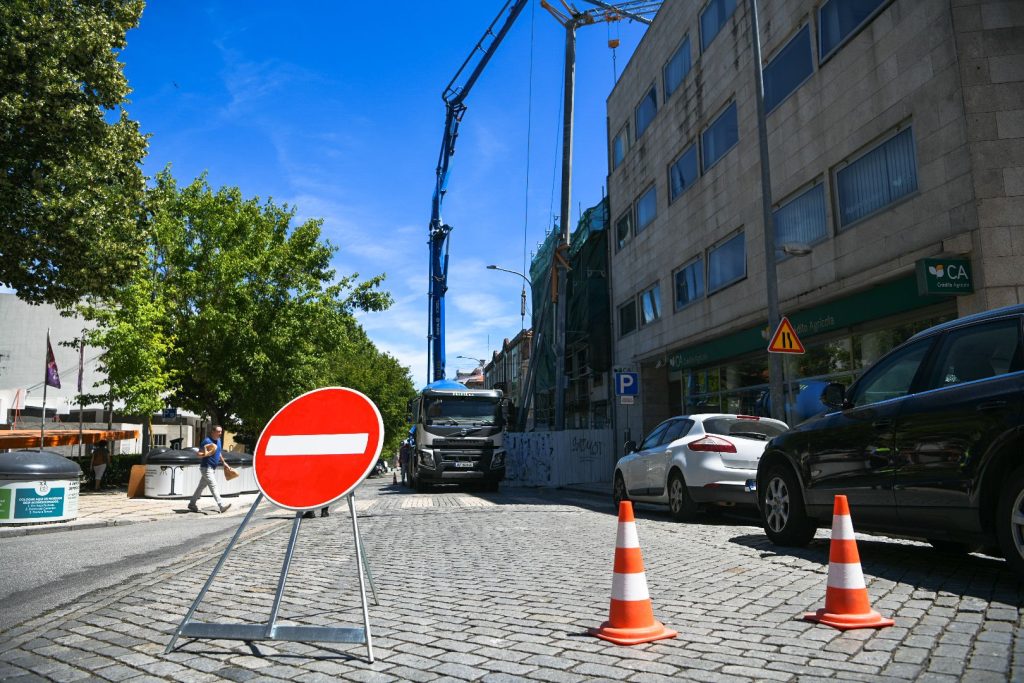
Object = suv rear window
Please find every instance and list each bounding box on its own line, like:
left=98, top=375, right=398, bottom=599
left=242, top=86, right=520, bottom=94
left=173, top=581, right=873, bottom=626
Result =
left=702, top=417, right=787, bottom=441
left=926, top=317, right=1023, bottom=389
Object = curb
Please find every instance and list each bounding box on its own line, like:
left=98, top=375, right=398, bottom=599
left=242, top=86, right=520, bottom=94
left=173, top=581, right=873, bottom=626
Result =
left=0, top=517, right=141, bottom=539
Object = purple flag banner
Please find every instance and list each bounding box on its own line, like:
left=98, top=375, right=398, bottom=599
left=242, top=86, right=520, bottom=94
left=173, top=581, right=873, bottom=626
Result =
left=45, top=334, right=61, bottom=389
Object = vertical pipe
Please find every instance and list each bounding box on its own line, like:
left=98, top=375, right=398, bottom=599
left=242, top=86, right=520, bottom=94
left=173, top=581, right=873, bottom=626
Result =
left=554, top=19, right=578, bottom=431
left=747, top=0, right=785, bottom=421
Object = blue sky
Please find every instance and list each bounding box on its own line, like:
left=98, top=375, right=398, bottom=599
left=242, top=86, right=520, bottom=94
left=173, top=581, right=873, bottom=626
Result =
left=121, top=1, right=652, bottom=385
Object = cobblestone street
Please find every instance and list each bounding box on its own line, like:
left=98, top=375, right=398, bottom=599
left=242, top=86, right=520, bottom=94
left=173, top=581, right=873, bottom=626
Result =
left=1, top=479, right=1022, bottom=682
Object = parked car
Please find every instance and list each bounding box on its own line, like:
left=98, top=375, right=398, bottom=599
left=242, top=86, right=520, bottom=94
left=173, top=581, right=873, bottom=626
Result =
left=614, top=414, right=789, bottom=520
left=755, top=304, right=1024, bottom=574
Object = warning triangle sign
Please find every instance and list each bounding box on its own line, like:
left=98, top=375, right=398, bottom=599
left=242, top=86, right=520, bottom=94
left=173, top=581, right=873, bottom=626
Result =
left=767, top=317, right=805, bottom=354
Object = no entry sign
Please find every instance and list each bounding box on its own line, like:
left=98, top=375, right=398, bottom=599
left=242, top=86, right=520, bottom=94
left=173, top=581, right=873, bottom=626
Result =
left=254, top=387, right=384, bottom=510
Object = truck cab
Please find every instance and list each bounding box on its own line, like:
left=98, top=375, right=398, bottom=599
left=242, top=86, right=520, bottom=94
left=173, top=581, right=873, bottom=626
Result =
left=408, top=380, right=507, bottom=492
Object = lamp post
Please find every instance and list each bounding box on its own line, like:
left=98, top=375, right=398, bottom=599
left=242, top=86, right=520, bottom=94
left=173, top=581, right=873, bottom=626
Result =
left=486, top=265, right=530, bottom=330
left=456, top=355, right=486, bottom=368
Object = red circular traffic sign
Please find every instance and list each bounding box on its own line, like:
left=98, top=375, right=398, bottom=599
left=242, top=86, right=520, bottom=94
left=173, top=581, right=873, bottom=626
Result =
left=254, top=387, right=383, bottom=510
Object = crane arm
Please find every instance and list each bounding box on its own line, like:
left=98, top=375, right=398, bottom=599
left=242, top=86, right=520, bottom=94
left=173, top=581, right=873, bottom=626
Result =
left=428, top=0, right=530, bottom=384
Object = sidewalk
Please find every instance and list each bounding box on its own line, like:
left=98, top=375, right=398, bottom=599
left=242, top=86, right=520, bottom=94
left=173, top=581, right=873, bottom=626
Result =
left=0, top=487, right=260, bottom=539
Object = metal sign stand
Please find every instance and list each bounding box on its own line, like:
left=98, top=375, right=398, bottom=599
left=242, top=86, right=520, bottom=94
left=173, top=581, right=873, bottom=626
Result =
left=165, top=492, right=377, bottom=662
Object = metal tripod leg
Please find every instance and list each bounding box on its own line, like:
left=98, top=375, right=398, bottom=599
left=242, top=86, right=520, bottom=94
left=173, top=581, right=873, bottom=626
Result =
left=266, top=510, right=304, bottom=637
left=348, top=494, right=375, bottom=663
left=165, top=493, right=264, bottom=654
left=348, top=492, right=379, bottom=606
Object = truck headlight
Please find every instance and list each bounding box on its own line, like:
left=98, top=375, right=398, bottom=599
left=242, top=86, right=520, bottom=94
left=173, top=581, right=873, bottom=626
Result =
left=418, top=449, right=436, bottom=469
left=491, top=449, right=505, bottom=468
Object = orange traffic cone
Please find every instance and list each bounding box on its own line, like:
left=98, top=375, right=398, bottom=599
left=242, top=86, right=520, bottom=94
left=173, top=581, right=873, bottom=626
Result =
left=804, top=495, right=895, bottom=630
left=590, top=501, right=677, bottom=646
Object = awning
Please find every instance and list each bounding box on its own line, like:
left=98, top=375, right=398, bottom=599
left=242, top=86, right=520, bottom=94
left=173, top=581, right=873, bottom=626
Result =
left=0, top=428, right=140, bottom=450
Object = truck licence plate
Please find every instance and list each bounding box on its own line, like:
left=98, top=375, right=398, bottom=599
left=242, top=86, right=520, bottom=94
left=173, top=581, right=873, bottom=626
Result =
left=454, top=462, right=474, bottom=468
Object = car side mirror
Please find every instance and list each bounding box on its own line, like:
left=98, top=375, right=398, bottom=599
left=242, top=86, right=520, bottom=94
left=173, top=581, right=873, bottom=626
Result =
left=821, top=383, right=847, bottom=410
left=624, top=440, right=638, bottom=454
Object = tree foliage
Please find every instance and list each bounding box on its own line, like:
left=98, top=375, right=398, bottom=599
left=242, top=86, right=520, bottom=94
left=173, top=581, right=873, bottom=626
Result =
left=147, top=170, right=411, bottom=443
left=0, top=0, right=148, bottom=306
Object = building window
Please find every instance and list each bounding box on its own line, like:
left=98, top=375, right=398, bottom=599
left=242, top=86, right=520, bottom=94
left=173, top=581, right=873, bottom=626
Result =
left=836, top=127, right=917, bottom=228
left=819, top=0, right=888, bottom=61
left=674, top=258, right=705, bottom=309
left=668, top=144, right=699, bottom=202
left=700, top=0, right=737, bottom=53
left=619, top=299, right=637, bottom=337
left=640, top=283, right=662, bottom=326
left=774, top=183, right=827, bottom=258
left=708, top=232, right=745, bottom=292
left=664, top=37, right=692, bottom=100
left=153, top=434, right=167, bottom=446
left=764, top=25, right=813, bottom=113
left=636, top=185, right=657, bottom=233
left=702, top=102, right=738, bottom=171
left=612, top=123, right=629, bottom=169
left=615, top=210, right=632, bottom=251
left=635, top=85, right=657, bottom=138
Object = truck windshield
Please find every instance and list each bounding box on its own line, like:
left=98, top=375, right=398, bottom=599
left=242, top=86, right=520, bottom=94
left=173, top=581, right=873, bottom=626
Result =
left=424, top=397, right=501, bottom=426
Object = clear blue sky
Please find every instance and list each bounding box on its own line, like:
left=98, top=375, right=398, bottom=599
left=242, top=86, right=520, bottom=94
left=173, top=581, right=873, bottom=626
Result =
left=121, top=1, right=652, bottom=385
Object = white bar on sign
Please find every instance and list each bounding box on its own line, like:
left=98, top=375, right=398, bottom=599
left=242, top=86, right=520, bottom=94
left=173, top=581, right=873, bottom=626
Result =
left=266, top=433, right=369, bottom=456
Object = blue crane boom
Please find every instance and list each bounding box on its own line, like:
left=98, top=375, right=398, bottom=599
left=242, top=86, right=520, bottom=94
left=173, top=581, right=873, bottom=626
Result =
left=428, top=0, right=530, bottom=384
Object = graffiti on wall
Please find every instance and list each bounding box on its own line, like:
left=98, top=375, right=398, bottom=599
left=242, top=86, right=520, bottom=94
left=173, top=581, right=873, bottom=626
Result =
left=505, top=430, right=613, bottom=487
left=504, top=431, right=554, bottom=486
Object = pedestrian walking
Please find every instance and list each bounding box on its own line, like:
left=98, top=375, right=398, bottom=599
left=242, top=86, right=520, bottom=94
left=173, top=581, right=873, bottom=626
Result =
left=399, top=439, right=411, bottom=487
left=187, top=425, right=231, bottom=513
left=90, top=440, right=110, bottom=491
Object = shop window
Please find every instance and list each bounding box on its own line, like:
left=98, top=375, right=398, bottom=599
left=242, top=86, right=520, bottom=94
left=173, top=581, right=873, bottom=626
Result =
left=636, top=185, right=657, bottom=233
left=612, top=123, right=629, bottom=169
left=640, top=283, right=662, bottom=326
left=836, top=127, right=917, bottom=228
left=619, top=299, right=637, bottom=337
left=615, top=210, right=632, bottom=251
left=774, top=183, right=827, bottom=259
left=819, top=0, right=889, bottom=61
left=708, top=232, right=745, bottom=292
left=635, top=86, right=658, bottom=138
left=664, top=36, right=692, bottom=99
left=700, top=0, right=737, bottom=53
left=702, top=102, right=738, bottom=171
left=764, top=25, right=813, bottom=113
left=674, top=257, right=704, bottom=309
left=669, top=143, right=699, bottom=202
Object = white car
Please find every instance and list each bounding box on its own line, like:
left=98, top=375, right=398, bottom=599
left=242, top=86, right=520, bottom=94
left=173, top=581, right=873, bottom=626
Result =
left=613, top=414, right=789, bottom=521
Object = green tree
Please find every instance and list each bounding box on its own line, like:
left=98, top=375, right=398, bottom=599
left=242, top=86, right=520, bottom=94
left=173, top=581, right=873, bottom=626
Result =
left=0, top=0, right=148, bottom=306
left=149, top=170, right=393, bottom=433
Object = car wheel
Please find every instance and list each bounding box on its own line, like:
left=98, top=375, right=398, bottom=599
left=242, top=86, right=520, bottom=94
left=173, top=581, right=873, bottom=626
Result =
left=612, top=472, right=628, bottom=510
left=668, top=471, right=699, bottom=522
left=759, top=465, right=816, bottom=546
left=996, top=465, right=1024, bottom=576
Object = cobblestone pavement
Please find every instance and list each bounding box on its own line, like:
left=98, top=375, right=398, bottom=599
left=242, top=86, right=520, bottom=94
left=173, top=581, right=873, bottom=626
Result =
left=1, top=479, right=1022, bottom=682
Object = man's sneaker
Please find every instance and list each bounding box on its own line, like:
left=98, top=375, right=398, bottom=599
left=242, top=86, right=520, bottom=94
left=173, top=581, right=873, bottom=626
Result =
left=187, top=504, right=199, bottom=513
left=320, top=508, right=330, bottom=517
left=302, top=510, right=315, bottom=519
left=219, top=503, right=232, bottom=513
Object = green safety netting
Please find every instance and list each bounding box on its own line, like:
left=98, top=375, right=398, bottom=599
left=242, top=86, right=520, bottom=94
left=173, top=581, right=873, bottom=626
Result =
left=528, top=198, right=610, bottom=397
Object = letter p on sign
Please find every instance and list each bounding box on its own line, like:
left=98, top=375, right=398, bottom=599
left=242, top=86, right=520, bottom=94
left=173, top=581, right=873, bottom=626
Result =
left=616, top=372, right=639, bottom=396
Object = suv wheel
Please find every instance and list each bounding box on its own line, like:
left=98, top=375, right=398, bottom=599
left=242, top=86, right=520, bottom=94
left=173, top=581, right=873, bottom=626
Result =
left=996, top=465, right=1024, bottom=575
left=759, top=465, right=816, bottom=546
left=613, top=472, right=628, bottom=510
left=668, top=471, right=699, bottom=522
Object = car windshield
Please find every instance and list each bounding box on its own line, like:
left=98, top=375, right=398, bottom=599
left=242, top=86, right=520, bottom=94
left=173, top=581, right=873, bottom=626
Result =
left=702, top=417, right=786, bottom=441
left=424, top=397, right=501, bottom=426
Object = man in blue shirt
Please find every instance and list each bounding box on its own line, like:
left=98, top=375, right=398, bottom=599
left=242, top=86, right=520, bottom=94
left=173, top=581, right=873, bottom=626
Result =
left=187, top=425, right=231, bottom=513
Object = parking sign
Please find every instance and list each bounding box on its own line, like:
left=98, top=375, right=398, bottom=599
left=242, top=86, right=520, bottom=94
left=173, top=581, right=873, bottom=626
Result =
left=615, top=372, right=639, bottom=396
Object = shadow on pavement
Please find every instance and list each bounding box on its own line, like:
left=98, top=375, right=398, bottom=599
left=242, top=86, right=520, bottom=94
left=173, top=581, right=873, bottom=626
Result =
left=729, top=532, right=1020, bottom=599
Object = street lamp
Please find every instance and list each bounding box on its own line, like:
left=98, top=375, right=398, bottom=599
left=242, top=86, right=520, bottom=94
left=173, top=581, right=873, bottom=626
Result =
left=486, top=265, right=531, bottom=330
left=456, top=355, right=486, bottom=367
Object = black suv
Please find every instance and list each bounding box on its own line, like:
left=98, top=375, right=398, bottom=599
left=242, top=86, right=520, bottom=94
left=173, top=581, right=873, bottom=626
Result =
left=756, top=304, right=1024, bottom=574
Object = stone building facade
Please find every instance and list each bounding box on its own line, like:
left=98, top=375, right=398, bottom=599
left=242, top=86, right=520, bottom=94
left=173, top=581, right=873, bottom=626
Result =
left=606, top=0, right=1023, bottom=438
